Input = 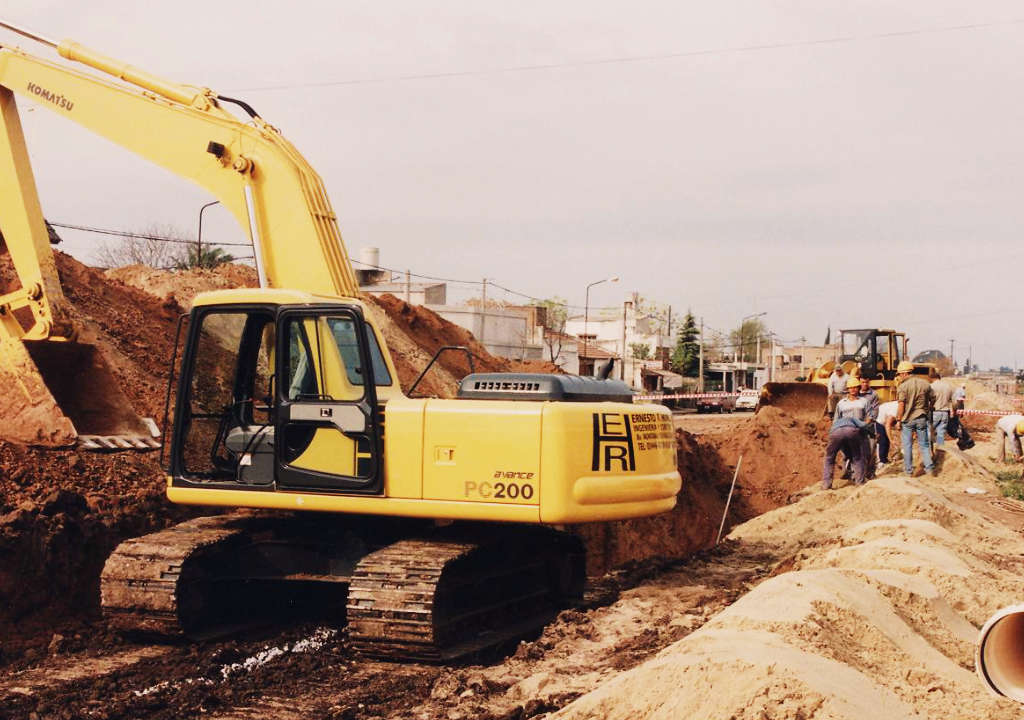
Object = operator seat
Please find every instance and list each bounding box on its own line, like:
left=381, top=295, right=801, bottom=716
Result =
left=225, top=424, right=275, bottom=484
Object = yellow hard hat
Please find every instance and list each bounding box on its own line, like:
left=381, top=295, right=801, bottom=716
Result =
left=896, top=361, right=914, bottom=373
left=846, top=377, right=860, bottom=389
left=1016, top=420, right=1024, bottom=436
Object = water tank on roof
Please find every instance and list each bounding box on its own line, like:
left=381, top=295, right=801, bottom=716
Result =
left=360, top=247, right=380, bottom=269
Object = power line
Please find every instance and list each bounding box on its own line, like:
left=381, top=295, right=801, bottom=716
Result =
left=50, top=221, right=253, bottom=247
left=50, top=220, right=630, bottom=311
left=349, top=258, right=621, bottom=311
left=233, top=18, right=1024, bottom=93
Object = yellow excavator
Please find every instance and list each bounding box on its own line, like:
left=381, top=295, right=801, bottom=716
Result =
left=760, top=328, right=939, bottom=420
left=0, top=23, right=680, bottom=659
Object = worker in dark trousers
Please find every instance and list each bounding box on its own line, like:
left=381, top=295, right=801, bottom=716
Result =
left=858, top=376, right=879, bottom=478
left=822, top=416, right=868, bottom=490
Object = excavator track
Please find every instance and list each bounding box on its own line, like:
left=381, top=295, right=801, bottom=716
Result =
left=101, top=512, right=360, bottom=638
left=101, top=514, right=253, bottom=636
left=347, top=533, right=584, bottom=662
left=103, top=514, right=585, bottom=659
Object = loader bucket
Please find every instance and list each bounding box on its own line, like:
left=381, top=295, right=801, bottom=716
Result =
left=0, top=337, right=159, bottom=450
left=758, top=382, right=829, bottom=421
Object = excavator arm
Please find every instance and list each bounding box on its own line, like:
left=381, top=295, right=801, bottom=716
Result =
left=0, top=22, right=361, bottom=447
left=0, top=27, right=360, bottom=299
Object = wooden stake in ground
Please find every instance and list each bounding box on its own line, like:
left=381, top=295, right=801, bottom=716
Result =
left=717, top=454, right=743, bottom=544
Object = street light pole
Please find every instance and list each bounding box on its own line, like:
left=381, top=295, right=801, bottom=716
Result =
left=738, top=311, right=766, bottom=390
left=197, top=200, right=220, bottom=265
left=584, top=276, right=619, bottom=376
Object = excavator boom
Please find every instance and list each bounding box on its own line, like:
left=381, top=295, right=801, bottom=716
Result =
left=0, top=23, right=360, bottom=447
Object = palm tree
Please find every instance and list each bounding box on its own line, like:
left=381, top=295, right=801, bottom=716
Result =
left=175, top=245, right=235, bottom=269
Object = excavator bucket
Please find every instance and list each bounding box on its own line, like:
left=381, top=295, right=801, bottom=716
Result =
left=0, top=337, right=159, bottom=450
left=758, top=382, right=829, bottom=421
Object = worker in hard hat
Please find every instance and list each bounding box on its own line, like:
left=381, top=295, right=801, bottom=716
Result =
left=995, top=414, right=1024, bottom=463
left=895, top=361, right=936, bottom=477
left=822, top=377, right=871, bottom=489
left=834, top=375, right=868, bottom=421
left=858, top=375, right=880, bottom=478
left=826, top=365, right=847, bottom=416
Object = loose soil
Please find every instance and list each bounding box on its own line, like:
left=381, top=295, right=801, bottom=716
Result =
left=3, top=257, right=1022, bottom=719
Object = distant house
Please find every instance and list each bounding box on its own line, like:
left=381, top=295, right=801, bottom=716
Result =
left=577, top=342, right=618, bottom=378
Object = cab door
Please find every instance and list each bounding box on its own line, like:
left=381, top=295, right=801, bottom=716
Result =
left=275, top=306, right=382, bottom=493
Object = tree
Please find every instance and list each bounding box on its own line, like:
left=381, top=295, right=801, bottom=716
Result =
left=633, top=295, right=671, bottom=336
left=94, top=223, right=189, bottom=269
left=670, top=310, right=700, bottom=377
left=630, top=342, right=651, bottom=360
left=536, top=297, right=569, bottom=364
left=175, top=245, right=236, bottom=270
left=729, top=318, right=769, bottom=362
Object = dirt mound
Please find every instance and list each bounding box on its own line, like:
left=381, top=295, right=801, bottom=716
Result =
left=0, top=253, right=195, bottom=656
left=110, top=264, right=548, bottom=398
left=707, top=405, right=830, bottom=517
left=971, top=390, right=1016, bottom=412
left=362, top=293, right=511, bottom=397
left=106, top=263, right=257, bottom=310
left=55, top=253, right=181, bottom=419
left=572, top=429, right=734, bottom=575
left=554, top=453, right=1024, bottom=719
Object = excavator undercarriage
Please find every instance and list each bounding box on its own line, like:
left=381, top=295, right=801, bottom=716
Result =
left=101, top=511, right=585, bottom=661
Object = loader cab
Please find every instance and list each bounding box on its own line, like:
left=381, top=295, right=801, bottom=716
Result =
left=168, top=290, right=396, bottom=495
left=838, top=329, right=905, bottom=380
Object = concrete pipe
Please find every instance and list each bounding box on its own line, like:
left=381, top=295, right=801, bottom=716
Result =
left=977, top=604, right=1024, bottom=702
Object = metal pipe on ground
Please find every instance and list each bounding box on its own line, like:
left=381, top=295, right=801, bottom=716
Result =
left=716, top=454, right=742, bottom=544
left=977, top=603, right=1024, bottom=702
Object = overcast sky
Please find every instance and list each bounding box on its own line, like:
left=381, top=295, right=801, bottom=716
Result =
left=3, top=2, right=1023, bottom=368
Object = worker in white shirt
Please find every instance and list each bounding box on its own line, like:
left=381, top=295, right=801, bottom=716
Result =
left=996, top=414, right=1024, bottom=463
left=875, top=400, right=899, bottom=470
left=827, top=366, right=848, bottom=415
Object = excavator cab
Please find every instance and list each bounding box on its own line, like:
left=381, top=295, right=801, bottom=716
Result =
left=170, top=297, right=388, bottom=494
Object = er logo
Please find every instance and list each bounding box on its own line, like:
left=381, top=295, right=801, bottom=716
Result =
left=591, top=412, right=636, bottom=472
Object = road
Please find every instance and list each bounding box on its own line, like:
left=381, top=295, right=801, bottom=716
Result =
left=673, top=410, right=753, bottom=435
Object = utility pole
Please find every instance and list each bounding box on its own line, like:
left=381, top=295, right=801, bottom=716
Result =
left=404, top=270, right=411, bottom=304
left=769, top=333, right=775, bottom=382
left=698, top=318, right=704, bottom=393
left=949, top=338, right=955, bottom=373
left=480, top=278, right=487, bottom=345
left=621, top=301, right=628, bottom=381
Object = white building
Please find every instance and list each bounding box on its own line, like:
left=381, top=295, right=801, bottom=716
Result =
left=564, top=292, right=680, bottom=389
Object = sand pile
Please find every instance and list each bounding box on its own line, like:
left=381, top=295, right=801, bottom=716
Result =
left=552, top=451, right=1024, bottom=719
left=106, top=263, right=257, bottom=310
left=972, top=391, right=1016, bottom=413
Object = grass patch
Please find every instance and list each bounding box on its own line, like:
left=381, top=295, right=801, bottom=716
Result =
left=994, top=469, right=1024, bottom=501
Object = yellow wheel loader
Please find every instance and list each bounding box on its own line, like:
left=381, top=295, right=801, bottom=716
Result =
left=759, top=328, right=939, bottom=420
left=0, top=22, right=680, bottom=659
